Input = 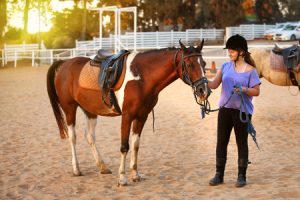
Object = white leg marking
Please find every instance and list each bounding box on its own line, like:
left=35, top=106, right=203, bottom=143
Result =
left=118, top=152, right=128, bottom=186
left=115, top=53, right=141, bottom=112
left=67, top=125, right=81, bottom=176
left=130, top=133, right=142, bottom=182
left=85, top=116, right=111, bottom=174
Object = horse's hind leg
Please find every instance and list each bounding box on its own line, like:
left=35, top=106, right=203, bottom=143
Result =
left=130, top=116, right=148, bottom=182
left=64, top=104, right=81, bottom=176
left=84, top=112, right=112, bottom=174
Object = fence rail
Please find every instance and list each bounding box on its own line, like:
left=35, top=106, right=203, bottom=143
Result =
left=1, top=44, right=291, bottom=68
left=0, top=23, right=291, bottom=68
left=76, top=29, right=225, bottom=50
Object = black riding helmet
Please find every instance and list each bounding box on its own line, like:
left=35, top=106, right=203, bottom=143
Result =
left=224, top=34, right=249, bottom=53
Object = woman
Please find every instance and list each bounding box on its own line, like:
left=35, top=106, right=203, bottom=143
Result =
left=207, top=34, right=261, bottom=187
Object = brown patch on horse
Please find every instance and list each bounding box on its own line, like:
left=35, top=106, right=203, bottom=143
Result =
left=78, top=59, right=127, bottom=91
left=270, top=51, right=300, bottom=73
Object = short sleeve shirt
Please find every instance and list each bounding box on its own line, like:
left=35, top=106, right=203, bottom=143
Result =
left=219, top=61, right=261, bottom=114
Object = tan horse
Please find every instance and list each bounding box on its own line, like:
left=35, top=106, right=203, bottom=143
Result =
left=250, top=47, right=300, bottom=87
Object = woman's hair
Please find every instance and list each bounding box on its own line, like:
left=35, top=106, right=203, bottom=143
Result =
left=243, top=51, right=256, bottom=68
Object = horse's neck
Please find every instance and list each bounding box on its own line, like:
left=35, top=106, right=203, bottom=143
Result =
left=251, top=48, right=270, bottom=77
left=138, top=51, right=179, bottom=94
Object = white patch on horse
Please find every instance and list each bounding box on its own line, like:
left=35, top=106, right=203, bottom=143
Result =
left=198, top=57, right=209, bottom=98
left=67, top=124, right=81, bottom=176
left=115, top=53, right=141, bottom=111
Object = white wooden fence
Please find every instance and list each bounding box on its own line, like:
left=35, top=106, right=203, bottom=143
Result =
left=0, top=23, right=284, bottom=67
left=76, top=29, right=225, bottom=51
left=226, top=24, right=276, bottom=40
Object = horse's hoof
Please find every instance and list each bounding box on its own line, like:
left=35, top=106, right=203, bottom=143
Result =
left=100, top=168, right=112, bottom=174
left=132, top=172, right=144, bottom=182
left=72, top=171, right=82, bottom=176
left=117, top=178, right=128, bottom=187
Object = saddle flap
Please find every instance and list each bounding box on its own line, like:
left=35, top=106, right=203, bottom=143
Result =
left=98, top=50, right=130, bottom=90
left=272, top=44, right=300, bottom=69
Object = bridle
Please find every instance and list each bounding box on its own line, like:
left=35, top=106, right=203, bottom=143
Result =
left=173, top=49, right=211, bottom=105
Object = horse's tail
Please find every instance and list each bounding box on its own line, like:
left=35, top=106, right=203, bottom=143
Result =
left=46, top=60, right=68, bottom=139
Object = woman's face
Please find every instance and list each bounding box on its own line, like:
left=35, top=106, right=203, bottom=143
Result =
left=228, top=49, right=239, bottom=61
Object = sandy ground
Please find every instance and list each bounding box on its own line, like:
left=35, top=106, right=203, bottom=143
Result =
left=0, top=65, right=299, bottom=200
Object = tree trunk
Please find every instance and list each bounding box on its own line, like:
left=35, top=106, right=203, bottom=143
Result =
left=81, top=0, right=87, bottom=40
left=0, top=0, right=7, bottom=41
left=23, top=0, right=30, bottom=41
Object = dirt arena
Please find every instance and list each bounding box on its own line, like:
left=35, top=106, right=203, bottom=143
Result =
left=0, top=64, right=299, bottom=199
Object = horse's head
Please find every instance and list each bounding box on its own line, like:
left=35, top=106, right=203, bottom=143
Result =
left=177, top=39, right=210, bottom=103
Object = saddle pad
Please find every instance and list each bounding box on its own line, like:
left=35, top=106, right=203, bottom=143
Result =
left=270, top=51, right=300, bottom=73
left=79, top=61, right=100, bottom=90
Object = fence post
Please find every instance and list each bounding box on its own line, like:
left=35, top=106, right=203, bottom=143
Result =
left=50, top=50, right=53, bottom=64
left=4, top=43, right=7, bottom=65
left=32, top=50, right=35, bottom=67
left=214, top=28, right=216, bottom=40
left=185, top=30, right=188, bottom=45
left=200, top=28, right=203, bottom=41
left=156, top=31, right=159, bottom=49
left=225, top=27, right=232, bottom=42
left=141, top=32, right=143, bottom=48
left=252, top=24, right=255, bottom=40
left=1, top=50, right=4, bottom=67
left=171, top=30, right=174, bottom=46
left=14, top=51, right=17, bottom=68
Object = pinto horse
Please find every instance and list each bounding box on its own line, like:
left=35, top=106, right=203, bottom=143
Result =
left=47, top=40, right=209, bottom=186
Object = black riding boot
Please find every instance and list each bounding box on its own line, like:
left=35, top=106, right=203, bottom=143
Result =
left=236, top=158, right=248, bottom=187
left=209, top=158, right=226, bottom=186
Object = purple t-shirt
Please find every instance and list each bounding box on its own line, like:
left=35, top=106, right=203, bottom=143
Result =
left=219, top=61, right=261, bottom=114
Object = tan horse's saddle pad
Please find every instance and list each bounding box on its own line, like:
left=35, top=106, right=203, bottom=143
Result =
left=79, top=62, right=101, bottom=90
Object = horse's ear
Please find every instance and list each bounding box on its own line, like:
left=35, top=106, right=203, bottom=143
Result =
left=197, top=39, right=204, bottom=51
left=274, top=43, right=280, bottom=50
left=179, top=39, right=186, bottom=51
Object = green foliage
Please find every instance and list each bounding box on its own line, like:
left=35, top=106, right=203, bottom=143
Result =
left=4, top=26, right=22, bottom=41
left=2, top=0, right=300, bottom=49
left=51, top=35, right=75, bottom=49
left=44, top=8, right=99, bottom=48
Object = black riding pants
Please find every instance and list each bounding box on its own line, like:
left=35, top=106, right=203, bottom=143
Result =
left=216, top=107, right=250, bottom=160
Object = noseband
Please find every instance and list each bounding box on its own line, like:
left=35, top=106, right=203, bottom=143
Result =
left=174, top=49, right=209, bottom=103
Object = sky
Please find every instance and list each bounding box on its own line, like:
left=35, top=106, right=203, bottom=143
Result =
left=8, top=0, right=99, bottom=34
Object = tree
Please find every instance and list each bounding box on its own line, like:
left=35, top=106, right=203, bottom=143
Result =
left=255, top=0, right=282, bottom=23
left=277, top=0, right=300, bottom=21
left=210, top=0, right=245, bottom=28
left=23, top=0, right=30, bottom=41
left=0, top=0, right=7, bottom=44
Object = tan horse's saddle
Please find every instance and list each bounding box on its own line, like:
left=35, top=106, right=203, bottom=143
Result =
left=272, top=44, right=300, bottom=89
left=91, top=49, right=130, bottom=114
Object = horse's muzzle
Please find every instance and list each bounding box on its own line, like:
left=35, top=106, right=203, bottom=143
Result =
left=193, top=78, right=211, bottom=102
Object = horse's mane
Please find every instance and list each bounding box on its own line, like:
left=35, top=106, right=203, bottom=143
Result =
left=140, top=47, right=178, bottom=55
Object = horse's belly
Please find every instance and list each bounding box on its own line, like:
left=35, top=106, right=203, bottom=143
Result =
left=76, top=87, right=121, bottom=116
left=267, top=70, right=300, bottom=86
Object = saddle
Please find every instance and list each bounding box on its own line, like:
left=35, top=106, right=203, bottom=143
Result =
left=91, top=49, right=130, bottom=114
left=272, top=44, right=300, bottom=89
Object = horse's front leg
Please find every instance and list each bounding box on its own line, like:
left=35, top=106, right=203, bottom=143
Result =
left=118, top=114, right=133, bottom=186
left=130, top=116, right=148, bottom=182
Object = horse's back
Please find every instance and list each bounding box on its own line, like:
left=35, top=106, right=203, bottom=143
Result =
left=251, top=48, right=300, bottom=86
